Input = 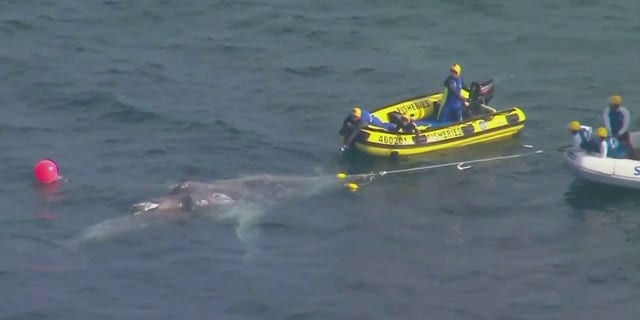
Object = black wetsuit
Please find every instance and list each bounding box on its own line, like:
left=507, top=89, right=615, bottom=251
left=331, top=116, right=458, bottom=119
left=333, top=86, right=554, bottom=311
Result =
left=390, top=121, right=419, bottom=135
left=340, top=115, right=369, bottom=148
left=387, top=112, right=420, bottom=135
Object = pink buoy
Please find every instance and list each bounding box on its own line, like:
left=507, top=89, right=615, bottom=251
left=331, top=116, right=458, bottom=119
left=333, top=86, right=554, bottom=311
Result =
left=34, top=159, right=60, bottom=184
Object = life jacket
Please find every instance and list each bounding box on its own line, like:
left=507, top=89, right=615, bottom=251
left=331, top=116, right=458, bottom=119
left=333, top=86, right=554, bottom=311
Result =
left=604, top=137, right=628, bottom=159
left=580, top=134, right=600, bottom=153
left=578, top=128, right=590, bottom=143
left=573, top=128, right=590, bottom=149
left=608, top=108, right=626, bottom=135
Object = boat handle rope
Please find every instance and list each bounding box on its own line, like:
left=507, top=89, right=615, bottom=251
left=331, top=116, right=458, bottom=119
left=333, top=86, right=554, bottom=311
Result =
left=337, top=149, right=544, bottom=191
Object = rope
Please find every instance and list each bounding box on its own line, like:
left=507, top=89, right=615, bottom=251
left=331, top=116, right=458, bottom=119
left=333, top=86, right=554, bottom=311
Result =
left=524, top=144, right=571, bottom=152
left=345, top=149, right=543, bottom=181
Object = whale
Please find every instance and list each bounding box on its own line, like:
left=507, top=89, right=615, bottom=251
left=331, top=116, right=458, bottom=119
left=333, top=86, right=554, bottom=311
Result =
left=70, top=174, right=351, bottom=250
left=130, top=174, right=342, bottom=216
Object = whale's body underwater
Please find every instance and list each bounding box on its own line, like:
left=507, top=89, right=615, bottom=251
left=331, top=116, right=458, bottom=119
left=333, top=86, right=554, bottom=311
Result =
left=72, top=174, right=347, bottom=247
left=131, top=174, right=341, bottom=215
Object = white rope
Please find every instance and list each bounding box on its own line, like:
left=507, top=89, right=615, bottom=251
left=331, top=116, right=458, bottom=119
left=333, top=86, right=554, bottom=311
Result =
left=347, top=150, right=543, bottom=181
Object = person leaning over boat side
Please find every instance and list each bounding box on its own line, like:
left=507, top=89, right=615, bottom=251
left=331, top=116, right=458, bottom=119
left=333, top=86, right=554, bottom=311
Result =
left=602, top=94, right=634, bottom=158
left=339, top=106, right=387, bottom=154
left=595, top=127, right=628, bottom=159
left=567, top=120, right=593, bottom=149
left=437, top=63, right=470, bottom=123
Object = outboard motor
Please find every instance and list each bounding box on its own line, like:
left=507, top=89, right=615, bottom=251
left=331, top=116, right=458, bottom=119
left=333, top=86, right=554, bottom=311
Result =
left=468, top=79, right=494, bottom=105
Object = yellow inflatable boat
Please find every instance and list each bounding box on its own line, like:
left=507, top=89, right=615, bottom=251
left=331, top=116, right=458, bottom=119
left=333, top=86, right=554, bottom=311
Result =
left=339, top=79, right=526, bottom=157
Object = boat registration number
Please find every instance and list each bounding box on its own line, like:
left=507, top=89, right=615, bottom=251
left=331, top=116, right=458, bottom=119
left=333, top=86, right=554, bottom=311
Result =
left=426, top=127, right=463, bottom=142
left=378, top=135, right=408, bottom=145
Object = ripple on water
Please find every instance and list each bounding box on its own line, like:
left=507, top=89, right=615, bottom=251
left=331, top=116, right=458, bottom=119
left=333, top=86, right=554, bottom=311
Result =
left=0, top=19, right=34, bottom=36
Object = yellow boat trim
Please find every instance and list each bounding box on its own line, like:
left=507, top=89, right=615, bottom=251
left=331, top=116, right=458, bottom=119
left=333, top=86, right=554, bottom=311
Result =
left=366, top=89, right=471, bottom=124
left=346, top=106, right=526, bottom=157
left=354, top=124, right=524, bottom=157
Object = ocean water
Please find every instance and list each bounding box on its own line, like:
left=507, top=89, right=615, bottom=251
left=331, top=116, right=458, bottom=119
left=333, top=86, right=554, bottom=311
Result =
left=1, top=0, right=639, bottom=319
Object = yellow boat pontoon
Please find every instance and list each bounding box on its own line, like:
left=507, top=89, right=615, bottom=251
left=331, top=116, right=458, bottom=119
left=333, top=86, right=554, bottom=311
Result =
left=339, top=79, right=526, bottom=157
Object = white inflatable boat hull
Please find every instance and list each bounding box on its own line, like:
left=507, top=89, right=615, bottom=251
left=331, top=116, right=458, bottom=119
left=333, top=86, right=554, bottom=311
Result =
left=563, top=131, right=640, bottom=189
left=563, top=148, right=640, bottom=189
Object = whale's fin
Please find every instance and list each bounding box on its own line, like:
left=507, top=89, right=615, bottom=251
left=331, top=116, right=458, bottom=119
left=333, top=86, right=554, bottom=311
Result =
left=68, top=215, right=155, bottom=246
left=204, top=202, right=265, bottom=259
left=131, top=201, right=160, bottom=215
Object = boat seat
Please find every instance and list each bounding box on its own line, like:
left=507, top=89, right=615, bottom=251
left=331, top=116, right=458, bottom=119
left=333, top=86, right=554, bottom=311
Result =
left=433, top=101, right=441, bottom=118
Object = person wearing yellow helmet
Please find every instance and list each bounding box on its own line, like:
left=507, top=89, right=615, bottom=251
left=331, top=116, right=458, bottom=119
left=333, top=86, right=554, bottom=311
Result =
left=602, top=94, right=635, bottom=158
left=388, top=112, right=420, bottom=137
left=567, top=120, right=593, bottom=149
left=603, top=94, right=631, bottom=142
left=437, top=63, right=470, bottom=123
left=596, top=127, right=608, bottom=138
left=594, top=126, right=628, bottom=159
left=339, top=106, right=390, bottom=154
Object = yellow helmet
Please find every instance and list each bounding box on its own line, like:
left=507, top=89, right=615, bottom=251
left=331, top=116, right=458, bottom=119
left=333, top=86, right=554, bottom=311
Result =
left=597, top=127, right=608, bottom=138
left=352, top=106, right=362, bottom=119
left=608, top=95, right=622, bottom=106
left=450, top=64, right=462, bottom=75
left=568, top=121, right=581, bottom=131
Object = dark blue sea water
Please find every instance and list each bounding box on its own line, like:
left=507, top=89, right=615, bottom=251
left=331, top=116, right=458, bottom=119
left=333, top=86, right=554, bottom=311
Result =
left=1, top=1, right=640, bottom=319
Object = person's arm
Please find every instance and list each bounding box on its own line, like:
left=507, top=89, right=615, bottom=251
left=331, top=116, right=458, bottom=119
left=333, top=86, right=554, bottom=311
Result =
left=342, top=116, right=349, bottom=127
left=449, top=78, right=468, bottom=106
left=603, top=108, right=612, bottom=133
left=339, top=116, right=351, bottom=135
left=412, top=123, right=420, bottom=136
left=342, top=120, right=368, bottom=149
left=619, top=107, right=630, bottom=136
left=599, top=140, right=608, bottom=158
left=339, top=116, right=353, bottom=143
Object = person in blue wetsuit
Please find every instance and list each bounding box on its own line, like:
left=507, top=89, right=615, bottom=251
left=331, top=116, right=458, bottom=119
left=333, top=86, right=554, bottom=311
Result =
left=567, top=120, right=593, bottom=149
left=602, top=94, right=634, bottom=159
left=339, top=106, right=388, bottom=154
left=595, top=127, right=628, bottom=159
left=437, top=63, right=470, bottom=123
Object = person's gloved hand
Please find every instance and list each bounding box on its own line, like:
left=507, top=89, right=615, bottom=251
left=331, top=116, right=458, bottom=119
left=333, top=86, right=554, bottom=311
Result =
left=339, top=145, right=347, bottom=154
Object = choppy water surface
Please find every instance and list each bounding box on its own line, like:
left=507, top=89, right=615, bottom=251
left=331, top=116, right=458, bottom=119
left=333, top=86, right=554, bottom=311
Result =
left=1, top=0, right=639, bottom=319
